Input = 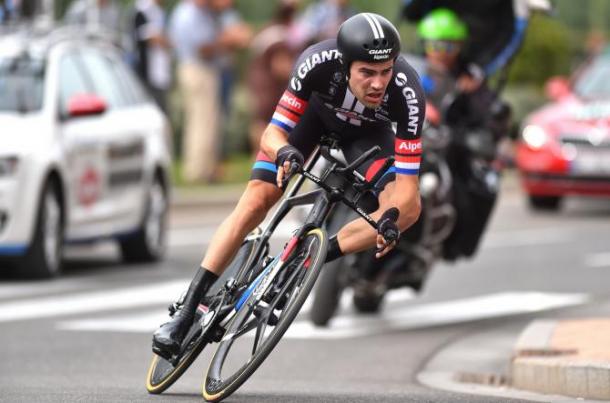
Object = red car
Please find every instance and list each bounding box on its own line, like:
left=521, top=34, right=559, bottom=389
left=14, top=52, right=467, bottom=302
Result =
left=516, top=50, right=610, bottom=211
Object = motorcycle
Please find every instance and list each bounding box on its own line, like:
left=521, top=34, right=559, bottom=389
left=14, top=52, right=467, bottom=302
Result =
left=309, top=89, right=509, bottom=326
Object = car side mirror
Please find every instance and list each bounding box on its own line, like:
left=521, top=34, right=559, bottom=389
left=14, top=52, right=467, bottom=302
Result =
left=67, top=94, right=107, bottom=118
left=544, top=76, right=571, bottom=101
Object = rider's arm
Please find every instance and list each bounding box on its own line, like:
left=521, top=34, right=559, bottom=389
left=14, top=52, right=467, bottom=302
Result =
left=334, top=176, right=421, bottom=259
left=481, top=0, right=530, bottom=76
left=260, top=124, right=289, bottom=162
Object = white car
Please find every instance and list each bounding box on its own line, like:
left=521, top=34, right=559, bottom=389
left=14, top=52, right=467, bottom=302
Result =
left=0, top=28, right=172, bottom=278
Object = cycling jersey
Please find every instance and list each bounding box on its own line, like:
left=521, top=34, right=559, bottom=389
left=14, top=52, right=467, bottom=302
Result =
left=251, top=39, right=426, bottom=186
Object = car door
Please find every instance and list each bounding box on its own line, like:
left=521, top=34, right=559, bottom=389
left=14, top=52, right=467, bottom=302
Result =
left=58, top=49, right=116, bottom=241
left=76, top=47, right=149, bottom=237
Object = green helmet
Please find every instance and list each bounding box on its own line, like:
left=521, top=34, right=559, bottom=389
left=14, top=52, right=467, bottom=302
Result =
left=417, top=8, right=468, bottom=41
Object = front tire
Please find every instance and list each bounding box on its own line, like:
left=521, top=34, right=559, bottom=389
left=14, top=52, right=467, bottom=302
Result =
left=145, top=235, right=261, bottom=394
left=203, top=229, right=327, bottom=403
left=18, top=180, right=64, bottom=279
left=120, top=176, right=168, bottom=263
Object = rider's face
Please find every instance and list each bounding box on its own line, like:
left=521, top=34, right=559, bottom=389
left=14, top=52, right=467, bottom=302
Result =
left=348, top=59, right=394, bottom=109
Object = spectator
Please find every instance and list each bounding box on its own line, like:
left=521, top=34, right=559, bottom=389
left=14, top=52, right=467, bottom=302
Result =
left=169, top=0, right=251, bottom=183
left=247, top=0, right=299, bottom=152
left=0, top=0, right=15, bottom=23
left=290, top=0, right=356, bottom=49
left=132, top=0, right=172, bottom=112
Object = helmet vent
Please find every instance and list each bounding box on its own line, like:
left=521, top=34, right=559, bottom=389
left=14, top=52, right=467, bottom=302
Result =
left=382, top=39, right=388, bottom=47
left=373, top=39, right=379, bottom=47
left=363, top=44, right=369, bottom=50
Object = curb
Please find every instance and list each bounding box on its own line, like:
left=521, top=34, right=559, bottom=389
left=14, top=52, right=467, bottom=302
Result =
left=511, top=319, right=610, bottom=400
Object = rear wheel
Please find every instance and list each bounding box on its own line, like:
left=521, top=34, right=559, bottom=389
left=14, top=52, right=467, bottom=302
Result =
left=146, top=235, right=261, bottom=394
left=19, top=180, right=64, bottom=279
left=528, top=195, right=561, bottom=211
left=121, top=176, right=168, bottom=263
left=203, top=229, right=327, bottom=403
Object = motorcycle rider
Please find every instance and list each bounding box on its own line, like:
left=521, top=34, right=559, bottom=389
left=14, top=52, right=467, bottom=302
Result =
left=402, top=0, right=541, bottom=90
left=152, top=13, right=426, bottom=360
left=416, top=8, right=510, bottom=260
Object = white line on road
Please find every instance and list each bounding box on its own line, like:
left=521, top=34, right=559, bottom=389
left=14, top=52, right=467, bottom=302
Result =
left=585, top=252, right=610, bottom=268
left=0, top=280, right=190, bottom=323
left=171, top=225, right=576, bottom=249
left=481, top=229, right=573, bottom=249
left=56, top=291, right=588, bottom=339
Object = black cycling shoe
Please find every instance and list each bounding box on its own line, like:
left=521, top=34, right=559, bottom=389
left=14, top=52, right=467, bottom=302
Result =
left=152, top=312, right=193, bottom=360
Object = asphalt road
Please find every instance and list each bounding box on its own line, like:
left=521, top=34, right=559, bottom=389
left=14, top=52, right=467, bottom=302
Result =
left=1, top=179, right=609, bottom=403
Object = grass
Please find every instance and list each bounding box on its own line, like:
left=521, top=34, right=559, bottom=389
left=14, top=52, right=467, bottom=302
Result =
left=171, top=153, right=255, bottom=189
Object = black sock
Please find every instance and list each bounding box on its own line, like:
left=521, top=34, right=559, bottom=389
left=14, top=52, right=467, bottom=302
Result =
left=325, top=235, right=344, bottom=263
left=180, top=267, right=219, bottom=318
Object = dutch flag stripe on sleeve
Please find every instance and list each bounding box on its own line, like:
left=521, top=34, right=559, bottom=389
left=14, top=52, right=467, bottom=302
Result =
left=271, top=90, right=308, bottom=133
left=394, top=139, right=422, bottom=175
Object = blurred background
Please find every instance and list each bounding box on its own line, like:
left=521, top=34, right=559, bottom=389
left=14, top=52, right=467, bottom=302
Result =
left=2, top=0, right=606, bottom=186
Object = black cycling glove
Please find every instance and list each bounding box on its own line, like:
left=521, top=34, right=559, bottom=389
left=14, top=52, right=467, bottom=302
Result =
left=377, top=207, right=400, bottom=252
left=276, top=145, right=304, bottom=171
left=276, top=145, right=304, bottom=186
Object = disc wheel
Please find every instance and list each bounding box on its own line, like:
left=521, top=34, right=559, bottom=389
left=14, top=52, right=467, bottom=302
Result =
left=203, top=229, right=327, bottom=403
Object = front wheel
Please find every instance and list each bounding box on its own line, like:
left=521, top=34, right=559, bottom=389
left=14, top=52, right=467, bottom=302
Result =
left=203, top=229, right=328, bottom=403
left=146, top=234, right=261, bottom=394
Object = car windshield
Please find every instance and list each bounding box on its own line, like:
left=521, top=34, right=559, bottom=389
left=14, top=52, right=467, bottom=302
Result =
left=573, top=56, right=610, bottom=99
left=0, top=56, right=45, bottom=113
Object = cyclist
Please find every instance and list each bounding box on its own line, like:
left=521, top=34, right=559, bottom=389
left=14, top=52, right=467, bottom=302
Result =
left=152, top=12, right=426, bottom=360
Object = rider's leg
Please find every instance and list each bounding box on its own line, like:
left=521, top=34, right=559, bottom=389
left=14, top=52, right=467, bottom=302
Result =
left=201, top=180, right=282, bottom=272
left=153, top=180, right=282, bottom=357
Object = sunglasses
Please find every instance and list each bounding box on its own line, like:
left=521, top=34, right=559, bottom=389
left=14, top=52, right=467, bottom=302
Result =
left=424, top=40, right=462, bottom=53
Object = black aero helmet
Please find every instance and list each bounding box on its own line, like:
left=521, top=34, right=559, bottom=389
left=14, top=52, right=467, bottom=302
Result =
left=337, top=13, right=401, bottom=71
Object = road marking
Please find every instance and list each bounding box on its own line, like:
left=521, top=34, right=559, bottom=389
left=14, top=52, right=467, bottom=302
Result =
left=585, top=252, right=610, bottom=268
left=57, top=291, right=588, bottom=339
left=482, top=229, right=573, bottom=248
left=171, top=226, right=576, bottom=249
left=0, top=280, right=189, bottom=323
left=169, top=218, right=300, bottom=247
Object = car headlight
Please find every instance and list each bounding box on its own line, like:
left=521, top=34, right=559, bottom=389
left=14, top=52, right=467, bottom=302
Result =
left=522, top=125, right=549, bottom=150
left=0, top=156, right=19, bottom=177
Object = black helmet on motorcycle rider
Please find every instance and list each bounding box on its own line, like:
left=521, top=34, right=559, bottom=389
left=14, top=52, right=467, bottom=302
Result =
left=337, top=13, right=401, bottom=74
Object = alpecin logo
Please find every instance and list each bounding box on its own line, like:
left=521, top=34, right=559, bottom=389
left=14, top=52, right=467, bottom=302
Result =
left=397, top=140, right=422, bottom=153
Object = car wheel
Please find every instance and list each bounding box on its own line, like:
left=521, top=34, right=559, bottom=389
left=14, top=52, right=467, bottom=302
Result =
left=19, top=181, right=64, bottom=278
left=528, top=195, right=562, bottom=211
left=120, top=176, right=168, bottom=263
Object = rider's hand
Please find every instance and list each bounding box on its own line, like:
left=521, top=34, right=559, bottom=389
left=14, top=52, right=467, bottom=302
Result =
left=457, top=73, right=483, bottom=93
left=275, top=144, right=304, bottom=188
left=376, top=207, right=400, bottom=259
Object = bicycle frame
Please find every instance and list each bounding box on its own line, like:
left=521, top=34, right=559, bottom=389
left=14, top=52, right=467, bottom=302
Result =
left=232, top=142, right=386, bottom=287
